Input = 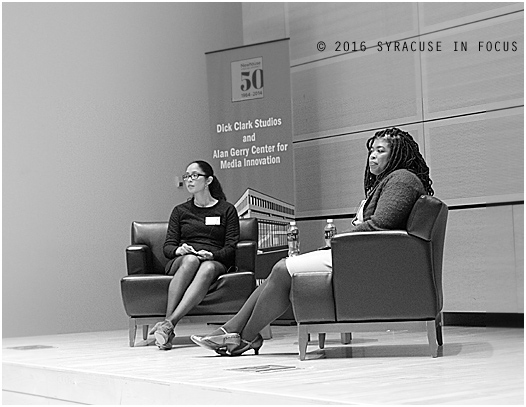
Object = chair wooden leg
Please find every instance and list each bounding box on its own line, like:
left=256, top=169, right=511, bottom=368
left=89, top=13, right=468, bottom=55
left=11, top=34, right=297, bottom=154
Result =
left=318, top=333, right=326, bottom=349
left=143, top=325, right=149, bottom=340
left=341, top=332, right=352, bottom=344
left=129, top=319, right=137, bottom=347
left=260, top=324, right=272, bottom=340
left=298, top=325, right=309, bottom=361
left=426, top=320, right=438, bottom=358
left=436, top=315, right=443, bottom=346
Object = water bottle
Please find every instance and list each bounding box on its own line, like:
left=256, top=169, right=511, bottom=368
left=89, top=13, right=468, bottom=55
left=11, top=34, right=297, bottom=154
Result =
left=287, top=221, right=300, bottom=257
left=324, top=219, right=337, bottom=247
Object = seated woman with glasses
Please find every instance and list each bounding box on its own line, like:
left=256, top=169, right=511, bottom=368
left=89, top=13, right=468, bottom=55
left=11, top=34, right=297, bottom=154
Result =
left=191, top=127, right=434, bottom=356
left=150, top=160, right=239, bottom=350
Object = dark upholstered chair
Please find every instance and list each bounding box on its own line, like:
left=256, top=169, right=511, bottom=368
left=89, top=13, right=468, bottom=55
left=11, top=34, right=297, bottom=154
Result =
left=121, top=218, right=258, bottom=346
left=291, top=195, right=448, bottom=360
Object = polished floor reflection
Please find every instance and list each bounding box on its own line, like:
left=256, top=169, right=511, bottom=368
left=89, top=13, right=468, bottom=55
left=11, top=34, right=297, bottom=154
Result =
left=3, top=322, right=524, bottom=404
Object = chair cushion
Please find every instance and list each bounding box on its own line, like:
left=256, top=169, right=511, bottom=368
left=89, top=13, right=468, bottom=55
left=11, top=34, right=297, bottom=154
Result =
left=131, top=222, right=169, bottom=274
left=239, top=217, right=257, bottom=242
left=236, top=241, right=257, bottom=273
left=121, top=272, right=256, bottom=317
left=129, top=218, right=258, bottom=275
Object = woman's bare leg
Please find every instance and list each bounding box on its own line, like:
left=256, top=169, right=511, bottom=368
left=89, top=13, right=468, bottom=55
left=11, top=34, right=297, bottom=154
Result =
left=164, top=255, right=201, bottom=318
left=240, top=259, right=291, bottom=341
left=205, top=280, right=268, bottom=335
left=206, top=259, right=290, bottom=338
left=166, top=261, right=225, bottom=326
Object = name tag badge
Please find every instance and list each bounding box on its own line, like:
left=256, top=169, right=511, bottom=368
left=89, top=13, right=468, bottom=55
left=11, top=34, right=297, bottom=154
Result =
left=205, top=216, right=221, bottom=226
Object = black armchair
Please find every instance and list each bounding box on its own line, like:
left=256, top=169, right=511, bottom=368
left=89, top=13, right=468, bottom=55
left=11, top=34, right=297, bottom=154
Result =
left=121, top=218, right=258, bottom=346
left=291, top=195, right=448, bottom=360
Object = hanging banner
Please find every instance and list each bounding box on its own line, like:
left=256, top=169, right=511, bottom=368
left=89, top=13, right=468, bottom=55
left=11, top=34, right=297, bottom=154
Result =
left=206, top=39, right=294, bottom=251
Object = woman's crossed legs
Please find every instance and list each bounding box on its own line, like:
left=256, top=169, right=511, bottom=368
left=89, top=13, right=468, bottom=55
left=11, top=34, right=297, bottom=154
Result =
left=165, top=255, right=226, bottom=326
left=152, top=255, right=225, bottom=349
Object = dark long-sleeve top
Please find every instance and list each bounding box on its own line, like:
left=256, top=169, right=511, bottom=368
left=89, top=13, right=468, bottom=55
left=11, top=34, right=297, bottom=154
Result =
left=346, top=169, right=426, bottom=232
left=163, top=199, right=240, bottom=269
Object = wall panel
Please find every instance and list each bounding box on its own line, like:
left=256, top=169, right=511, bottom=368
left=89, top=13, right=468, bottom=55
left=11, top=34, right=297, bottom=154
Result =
left=419, top=2, right=523, bottom=32
left=288, top=2, right=418, bottom=65
left=421, top=12, right=523, bottom=119
left=442, top=206, right=518, bottom=312
left=294, top=134, right=368, bottom=217
left=242, top=3, right=286, bottom=45
left=292, top=50, right=422, bottom=141
left=294, top=124, right=424, bottom=217
left=423, top=107, right=523, bottom=206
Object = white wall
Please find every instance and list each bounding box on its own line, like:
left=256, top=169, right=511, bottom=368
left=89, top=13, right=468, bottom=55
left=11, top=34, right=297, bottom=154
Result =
left=3, top=3, right=243, bottom=338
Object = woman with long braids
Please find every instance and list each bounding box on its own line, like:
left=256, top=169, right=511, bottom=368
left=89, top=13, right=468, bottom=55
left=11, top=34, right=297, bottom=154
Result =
left=150, top=160, right=239, bottom=350
left=191, top=127, right=434, bottom=356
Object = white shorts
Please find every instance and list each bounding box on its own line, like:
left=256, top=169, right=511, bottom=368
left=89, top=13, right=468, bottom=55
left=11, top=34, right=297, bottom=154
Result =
left=285, top=249, right=332, bottom=276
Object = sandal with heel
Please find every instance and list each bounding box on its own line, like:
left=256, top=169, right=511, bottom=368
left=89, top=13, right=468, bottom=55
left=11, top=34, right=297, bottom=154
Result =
left=226, top=333, right=264, bottom=356
left=191, top=327, right=240, bottom=355
left=150, top=320, right=176, bottom=350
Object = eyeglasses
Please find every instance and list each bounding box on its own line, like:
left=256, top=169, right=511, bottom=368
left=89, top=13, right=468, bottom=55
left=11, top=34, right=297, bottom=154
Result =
left=182, top=173, right=206, bottom=181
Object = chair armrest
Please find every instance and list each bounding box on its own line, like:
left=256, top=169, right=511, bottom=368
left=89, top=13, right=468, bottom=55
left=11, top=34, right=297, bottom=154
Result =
left=235, top=241, right=257, bottom=273
left=120, top=274, right=171, bottom=316
left=213, top=271, right=256, bottom=294
left=126, top=244, right=152, bottom=275
left=331, top=231, right=440, bottom=321
left=291, top=272, right=335, bottom=323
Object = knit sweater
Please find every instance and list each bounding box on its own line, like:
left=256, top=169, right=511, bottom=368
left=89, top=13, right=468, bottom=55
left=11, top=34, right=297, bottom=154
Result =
left=347, top=169, right=426, bottom=232
left=163, top=199, right=240, bottom=269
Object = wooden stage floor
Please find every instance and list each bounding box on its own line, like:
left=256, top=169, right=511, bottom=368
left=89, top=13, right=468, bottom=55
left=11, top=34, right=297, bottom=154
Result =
left=2, top=322, right=524, bottom=405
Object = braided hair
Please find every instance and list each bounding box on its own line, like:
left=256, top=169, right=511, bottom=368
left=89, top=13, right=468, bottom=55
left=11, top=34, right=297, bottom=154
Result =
left=364, top=127, right=434, bottom=196
left=191, top=160, right=227, bottom=201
